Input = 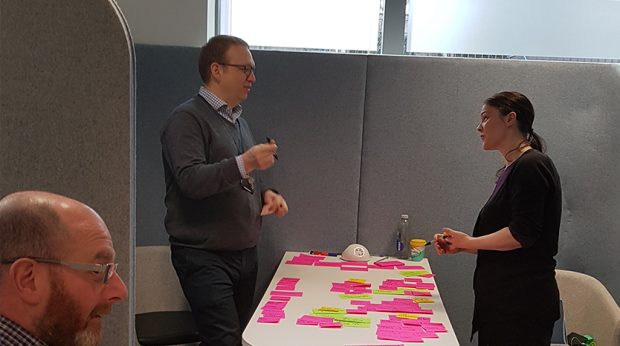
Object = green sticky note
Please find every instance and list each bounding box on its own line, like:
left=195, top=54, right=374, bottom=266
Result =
left=339, top=293, right=372, bottom=300
left=311, top=310, right=346, bottom=317
left=399, top=270, right=431, bottom=277
left=340, top=321, right=371, bottom=328
left=334, top=316, right=371, bottom=324
left=373, top=289, right=405, bottom=295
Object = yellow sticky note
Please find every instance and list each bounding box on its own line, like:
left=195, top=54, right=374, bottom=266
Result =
left=346, top=278, right=366, bottom=283
left=318, top=307, right=343, bottom=312
left=413, top=297, right=434, bottom=304
left=396, top=313, right=419, bottom=320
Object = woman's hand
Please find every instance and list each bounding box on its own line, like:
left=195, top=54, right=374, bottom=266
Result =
left=433, top=228, right=472, bottom=255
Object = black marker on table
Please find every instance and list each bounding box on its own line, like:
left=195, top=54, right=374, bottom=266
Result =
left=266, top=137, right=278, bottom=160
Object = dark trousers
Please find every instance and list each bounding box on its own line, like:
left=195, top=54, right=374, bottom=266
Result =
left=477, top=320, right=554, bottom=346
left=171, top=245, right=258, bottom=346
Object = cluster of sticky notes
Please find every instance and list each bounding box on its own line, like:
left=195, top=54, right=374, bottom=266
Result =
left=372, top=260, right=423, bottom=271
left=285, top=253, right=326, bottom=265
left=331, top=279, right=373, bottom=297
left=257, top=277, right=301, bottom=323
left=296, top=314, right=342, bottom=328
left=372, top=278, right=435, bottom=297
left=379, top=278, right=435, bottom=291
left=349, top=298, right=433, bottom=314
left=296, top=307, right=372, bottom=328
left=285, top=253, right=427, bottom=272
left=376, top=314, right=447, bottom=342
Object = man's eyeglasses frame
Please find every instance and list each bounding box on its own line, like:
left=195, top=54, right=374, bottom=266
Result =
left=1, top=257, right=118, bottom=284
left=217, top=62, right=255, bottom=78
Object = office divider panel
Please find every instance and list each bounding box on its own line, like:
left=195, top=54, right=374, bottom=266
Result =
left=0, top=1, right=134, bottom=344
left=245, top=50, right=367, bottom=300
left=135, top=45, right=202, bottom=247
left=359, top=55, right=620, bottom=343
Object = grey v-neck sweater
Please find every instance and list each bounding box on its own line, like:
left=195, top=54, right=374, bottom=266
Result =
left=160, top=95, right=262, bottom=250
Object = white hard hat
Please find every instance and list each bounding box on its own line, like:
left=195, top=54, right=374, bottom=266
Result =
left=340, top=243, right=370, bottom=262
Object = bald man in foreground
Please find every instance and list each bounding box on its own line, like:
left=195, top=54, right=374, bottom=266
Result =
left=0, top=191, right=128, bottom=346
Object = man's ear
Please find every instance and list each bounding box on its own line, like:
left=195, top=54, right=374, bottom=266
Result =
left=210, top=62, right=222, bottom=82
left=8, top=259, right=48, bottom=304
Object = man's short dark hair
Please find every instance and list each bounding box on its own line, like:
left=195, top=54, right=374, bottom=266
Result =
left=198, top=35, right=250, bottom=84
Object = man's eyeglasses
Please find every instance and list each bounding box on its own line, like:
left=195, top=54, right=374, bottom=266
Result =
left=1, top=257, right=118, bottom=284
left=218, top=62, right=255, bottom=78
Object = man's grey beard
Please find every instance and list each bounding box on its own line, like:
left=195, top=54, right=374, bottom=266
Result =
left=74, top=329, right=100, bottom=346
left=34, top=276, right=102, bottom=346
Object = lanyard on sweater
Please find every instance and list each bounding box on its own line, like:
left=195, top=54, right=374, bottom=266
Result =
left=231, top=119, right=244, bottom=155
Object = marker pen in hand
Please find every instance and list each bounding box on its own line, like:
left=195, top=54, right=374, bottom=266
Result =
left=266, top=137, right=278, bottom=160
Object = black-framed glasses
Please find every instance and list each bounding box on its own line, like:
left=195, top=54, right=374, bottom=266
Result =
left=240, top=176, right=255, bottom=194
left=217, top=62, right=255, bottom=78
left=1, top=257, right=118, bottom=284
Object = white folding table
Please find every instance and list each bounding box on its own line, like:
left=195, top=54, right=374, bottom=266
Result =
left=243, top=251, right=460, bottom=346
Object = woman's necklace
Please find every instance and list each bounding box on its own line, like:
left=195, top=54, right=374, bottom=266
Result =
left=503, top=139, right=530, bottom=164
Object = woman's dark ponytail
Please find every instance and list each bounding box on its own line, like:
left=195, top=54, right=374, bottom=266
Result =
left=528, top=129, right=546, bottom=152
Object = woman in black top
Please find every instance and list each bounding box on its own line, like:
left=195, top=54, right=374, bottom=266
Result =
left=434, top=91, right=562, bottom=346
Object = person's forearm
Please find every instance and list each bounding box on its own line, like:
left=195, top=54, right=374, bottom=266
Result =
left=468, top=227, right=521, bottom=251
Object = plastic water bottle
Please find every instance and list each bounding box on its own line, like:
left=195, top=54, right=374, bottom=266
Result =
left=395, top=214, right=410, bottom=259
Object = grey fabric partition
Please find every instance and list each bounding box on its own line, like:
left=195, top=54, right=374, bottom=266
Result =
left=136, top=45, right=202, bottom=246
left=359, top=56, right=620, bottom=342
left=135, top=46, right=365, bottom=303
left=0, top=0, right=134, bottom=345
left=136, top=45, right=620, bottom=344
left=244, top=51, right=367, bottom=294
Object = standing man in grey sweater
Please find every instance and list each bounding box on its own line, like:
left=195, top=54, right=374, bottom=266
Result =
left=160, top=35, right=288, bottom=345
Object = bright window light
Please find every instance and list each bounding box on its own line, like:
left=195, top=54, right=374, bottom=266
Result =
left=222, top=0, right=384, bottom=52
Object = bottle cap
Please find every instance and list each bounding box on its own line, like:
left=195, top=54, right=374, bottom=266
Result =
left=410, top=239, right=427, bottom=247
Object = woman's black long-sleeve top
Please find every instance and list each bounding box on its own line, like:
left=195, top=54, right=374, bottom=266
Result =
left=471, top=149, right=562, bottom=336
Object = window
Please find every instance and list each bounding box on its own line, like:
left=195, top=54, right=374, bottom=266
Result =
left=219, top=0, right=384, bottom=53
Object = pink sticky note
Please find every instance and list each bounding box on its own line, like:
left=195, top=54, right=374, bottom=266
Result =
left=374, top=260, right=403, bottom=267
left=296, top=315, right=334, bottom=325
left=420, top=322, right=447, bottom=332
left=261, top=310, right=285, bottom=318
left=319, top=322, right=342, bottom=328
left=404, top=290, right=432, bottom=297
left=269, top=295, right=291, bottom=301
left=257, top=317, right=281, bottom=323
left=399, top=265, right=425, bottom=270
left=350, top=300, right=371, bottom=306
left=314, top=261, right=342, bottom=267
left=414, top=283, right=435, bottom=290
left=344, top=281, right=372, bottom=287
left=340, top=266, right=368, bottom=272
left=262, top=301, right=287, bottom=309
left=270, top=290, right=303, bottom=297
